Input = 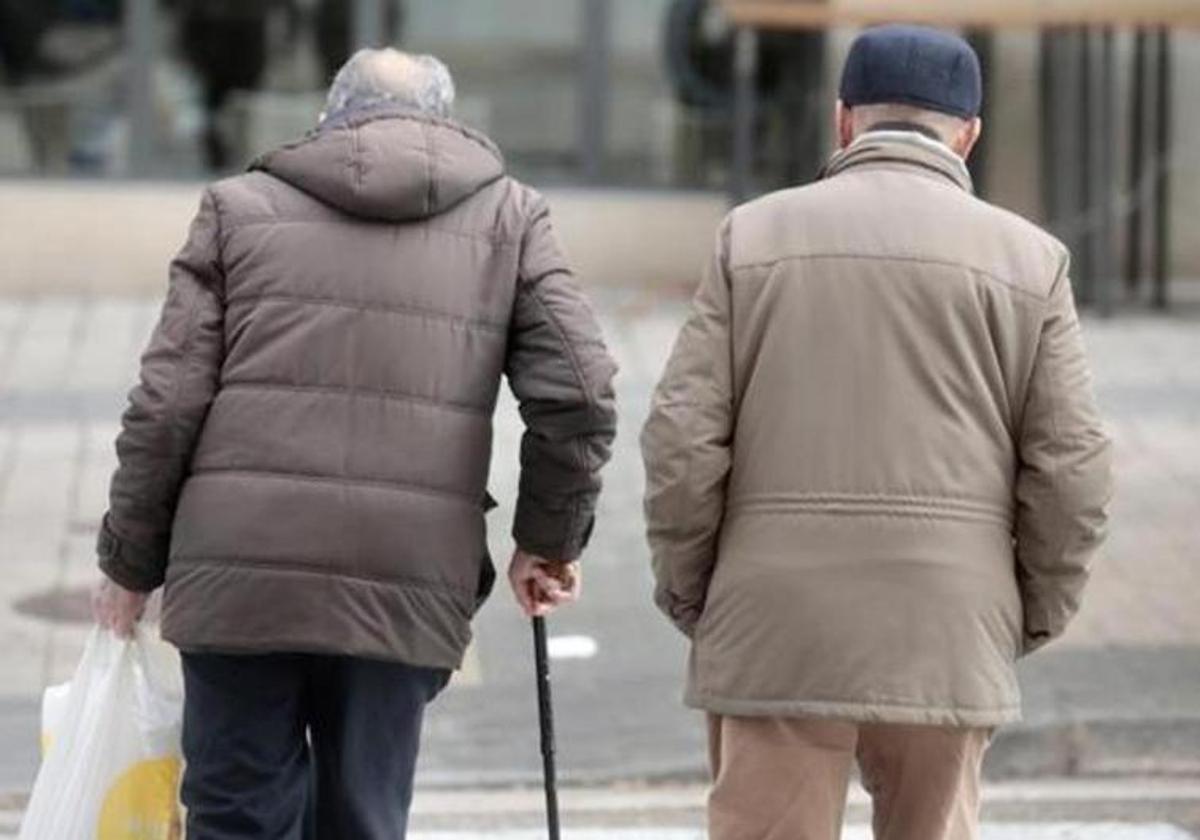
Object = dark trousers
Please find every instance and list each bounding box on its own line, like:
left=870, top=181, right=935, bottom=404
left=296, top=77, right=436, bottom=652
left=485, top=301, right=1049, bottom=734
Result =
left=181, top=652, right=450, bottom=840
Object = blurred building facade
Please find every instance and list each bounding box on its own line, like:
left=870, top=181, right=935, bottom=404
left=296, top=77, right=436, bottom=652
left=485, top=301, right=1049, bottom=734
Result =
left=0, top=0, right=1198, bottom=292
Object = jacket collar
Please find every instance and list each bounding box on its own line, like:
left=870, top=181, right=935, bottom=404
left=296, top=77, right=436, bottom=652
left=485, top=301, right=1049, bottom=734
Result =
left=819, top=129, right=973, bottom=194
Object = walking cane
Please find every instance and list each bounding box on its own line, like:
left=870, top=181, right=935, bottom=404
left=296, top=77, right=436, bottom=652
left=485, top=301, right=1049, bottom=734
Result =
left=532, top=616, right=561, bottom=840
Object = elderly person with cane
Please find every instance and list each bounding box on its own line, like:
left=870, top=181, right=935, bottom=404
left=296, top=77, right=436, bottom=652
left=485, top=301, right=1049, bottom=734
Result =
left=92, top=48, right=617, bottom=839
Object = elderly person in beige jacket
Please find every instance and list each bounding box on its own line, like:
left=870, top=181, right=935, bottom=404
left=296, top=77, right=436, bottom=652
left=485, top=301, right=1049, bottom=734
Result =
left=642, top=24, right=1112, bottom=840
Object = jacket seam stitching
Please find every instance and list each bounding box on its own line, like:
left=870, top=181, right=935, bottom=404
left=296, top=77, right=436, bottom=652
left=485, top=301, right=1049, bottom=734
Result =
left=689, top=693, right=1020, bottom=715
left=525, top=278, right=598, bottom=410
left=118, top=275, right=207, bottom=585
left=730, top=492, right=1008, bottom=513
left=524, top=282, right=600, bottom=486
left=1013, top=263, right=1073, bottom=632
left=645, top=219, right=732, bottom=613
left=516, top=271, right=608, bottom=352
left=147, top=265, right=209, bottom=538
left=351, top=125, right=363, bottom=191
left=171, top=555, right=475, bottom=596
left=1031, top=269, right=1073, bottom=595
left=221, top=218, right=521, bottom=248
left=224, top=292, right=508, bottom=333
left=188, top=467, right=477, bottom=504
left=207, top=188, right=228, bottom=296
left=728, top=504, right=1011, bottom=526
left=423, top=120, right=436, bottom=216
left=1011, top=288, right=1054, bottom=437
left=730, top=252, right=1048, bottom=302
left=220, top=381, right=492, bottom=417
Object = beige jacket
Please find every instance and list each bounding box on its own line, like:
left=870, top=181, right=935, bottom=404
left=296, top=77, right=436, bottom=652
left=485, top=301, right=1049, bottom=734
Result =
left=99, top=108, right=617, bottom=668
left=641, top=131, right=1113, bottom=726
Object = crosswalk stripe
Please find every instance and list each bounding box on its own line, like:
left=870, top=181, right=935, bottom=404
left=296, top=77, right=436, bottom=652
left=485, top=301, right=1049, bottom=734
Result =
left=408, top=828, right=1196, bottom=840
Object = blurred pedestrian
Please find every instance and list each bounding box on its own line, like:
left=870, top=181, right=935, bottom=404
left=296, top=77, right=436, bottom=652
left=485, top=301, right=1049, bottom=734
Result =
left=315, top=0, right=405, bottom=85
left=175, top=0, right=277, bottom=170
left=641, top=24, right=1113, bottom=840
left=92, top=48, right=617, bottom=840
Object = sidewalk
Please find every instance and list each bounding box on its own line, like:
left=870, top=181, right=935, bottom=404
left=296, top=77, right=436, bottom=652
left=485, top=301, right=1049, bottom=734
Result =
left=405, top=778, right=1200, bottom=836
left=4, top=777, right=1200, bottom=837
left=1, top=290, right=1199, bottom=794
left=396, top=831, right=1194, bottom=840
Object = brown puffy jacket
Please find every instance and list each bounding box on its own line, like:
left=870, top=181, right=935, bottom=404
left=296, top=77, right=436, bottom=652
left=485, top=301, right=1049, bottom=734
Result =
left=642, top=131, right=1113, bottom=726
left=98, top=108, right=617, bottom=668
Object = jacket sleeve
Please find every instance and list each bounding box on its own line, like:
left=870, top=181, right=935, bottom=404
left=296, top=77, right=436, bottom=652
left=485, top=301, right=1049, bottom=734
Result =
left=1014, top=258, right=1114, bottom=654
left=640, top=219, right=734, bottom=637
left=506, top=192, right=617, bottom=562
left=97, top=188, right=226, bottom=592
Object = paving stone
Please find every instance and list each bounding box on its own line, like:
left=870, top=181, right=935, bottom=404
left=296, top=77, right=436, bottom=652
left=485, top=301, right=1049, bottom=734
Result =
left=1, top=300, right=84, bottom=392
left=0, top=294, right=1198, bottom=787
left=65, top=300, right=147, bottom=390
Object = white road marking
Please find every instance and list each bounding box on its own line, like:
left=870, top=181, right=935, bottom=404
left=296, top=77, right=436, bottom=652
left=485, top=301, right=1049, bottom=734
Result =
left=547, top=635, right=598, bottom=660
left=408, top=828, right=1195, bottom=840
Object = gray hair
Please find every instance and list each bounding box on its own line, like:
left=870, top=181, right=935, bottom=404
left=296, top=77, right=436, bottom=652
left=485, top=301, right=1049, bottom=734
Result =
left=322, top=48, right=455, bottom=122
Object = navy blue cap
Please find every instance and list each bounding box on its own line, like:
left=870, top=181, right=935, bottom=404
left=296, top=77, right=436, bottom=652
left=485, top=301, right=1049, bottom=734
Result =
left=840, top=24, right=982, bottom=119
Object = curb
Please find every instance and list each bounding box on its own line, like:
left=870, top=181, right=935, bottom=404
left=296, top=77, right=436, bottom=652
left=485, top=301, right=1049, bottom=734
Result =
left=0, top=183, right=724, bottom=296
left=4, top=777, right=1200, bottom=836
left=986, top=717, right=1200, bottom=779
left=414, top=716, right=1200, bottom=789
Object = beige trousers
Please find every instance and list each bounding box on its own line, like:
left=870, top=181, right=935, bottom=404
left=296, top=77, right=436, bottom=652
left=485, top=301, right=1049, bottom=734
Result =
left=707, top=715, right=991, bottom=840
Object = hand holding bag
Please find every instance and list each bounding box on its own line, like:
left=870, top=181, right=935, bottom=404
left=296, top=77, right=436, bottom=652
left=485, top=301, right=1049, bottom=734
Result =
left=18, top=626, right=184, bottom=840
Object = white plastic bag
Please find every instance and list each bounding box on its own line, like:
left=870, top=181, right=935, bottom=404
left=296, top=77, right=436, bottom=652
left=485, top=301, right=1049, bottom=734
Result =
left=19, top=626, right=184, bottom=840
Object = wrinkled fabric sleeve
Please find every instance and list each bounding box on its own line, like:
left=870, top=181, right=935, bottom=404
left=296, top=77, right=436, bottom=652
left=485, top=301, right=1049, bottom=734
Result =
left=98, top=189, right=226, bottom=592
left=1014, top=259, right=1114, bottom=654
left=640, top=219, right=734, bottom=637
left=505, top=193, right=617, bottom=562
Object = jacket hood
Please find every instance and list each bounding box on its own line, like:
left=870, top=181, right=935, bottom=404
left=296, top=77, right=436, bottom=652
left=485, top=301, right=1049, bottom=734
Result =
left=820, top=129, right=973, bottom=194
left=252, top=108, right=505, bottom=222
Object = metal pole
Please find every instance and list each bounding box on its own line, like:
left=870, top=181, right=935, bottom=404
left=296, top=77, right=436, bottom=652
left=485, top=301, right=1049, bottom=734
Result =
left=1125, top=29, right=1148, bottom=298
left=353, top=0, right=387, bottom=48
left=965, top=30, right=992, bottom=197
left=578, top=0, right=612, bottom=183
left=1094, top=27, right=1116, bottom=317
left=1052, top=31, right=1082, bottom=261
left=123, top=0, right=156, bottom=177
left=533, top=617, right=560, bottom=840
left=1152, top=28, right=1172, bottom=311
left=1043, top=29, right=1080, bottom=253
left=1076, top=28, right=1094, bottom=304
left=775, top=31, right=825, bottom=187
left=1038, top=29, right=1057, bottom=225
left=731, top=26, right=759, bottom=204
left=778, top=41, right=805, bottom=186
